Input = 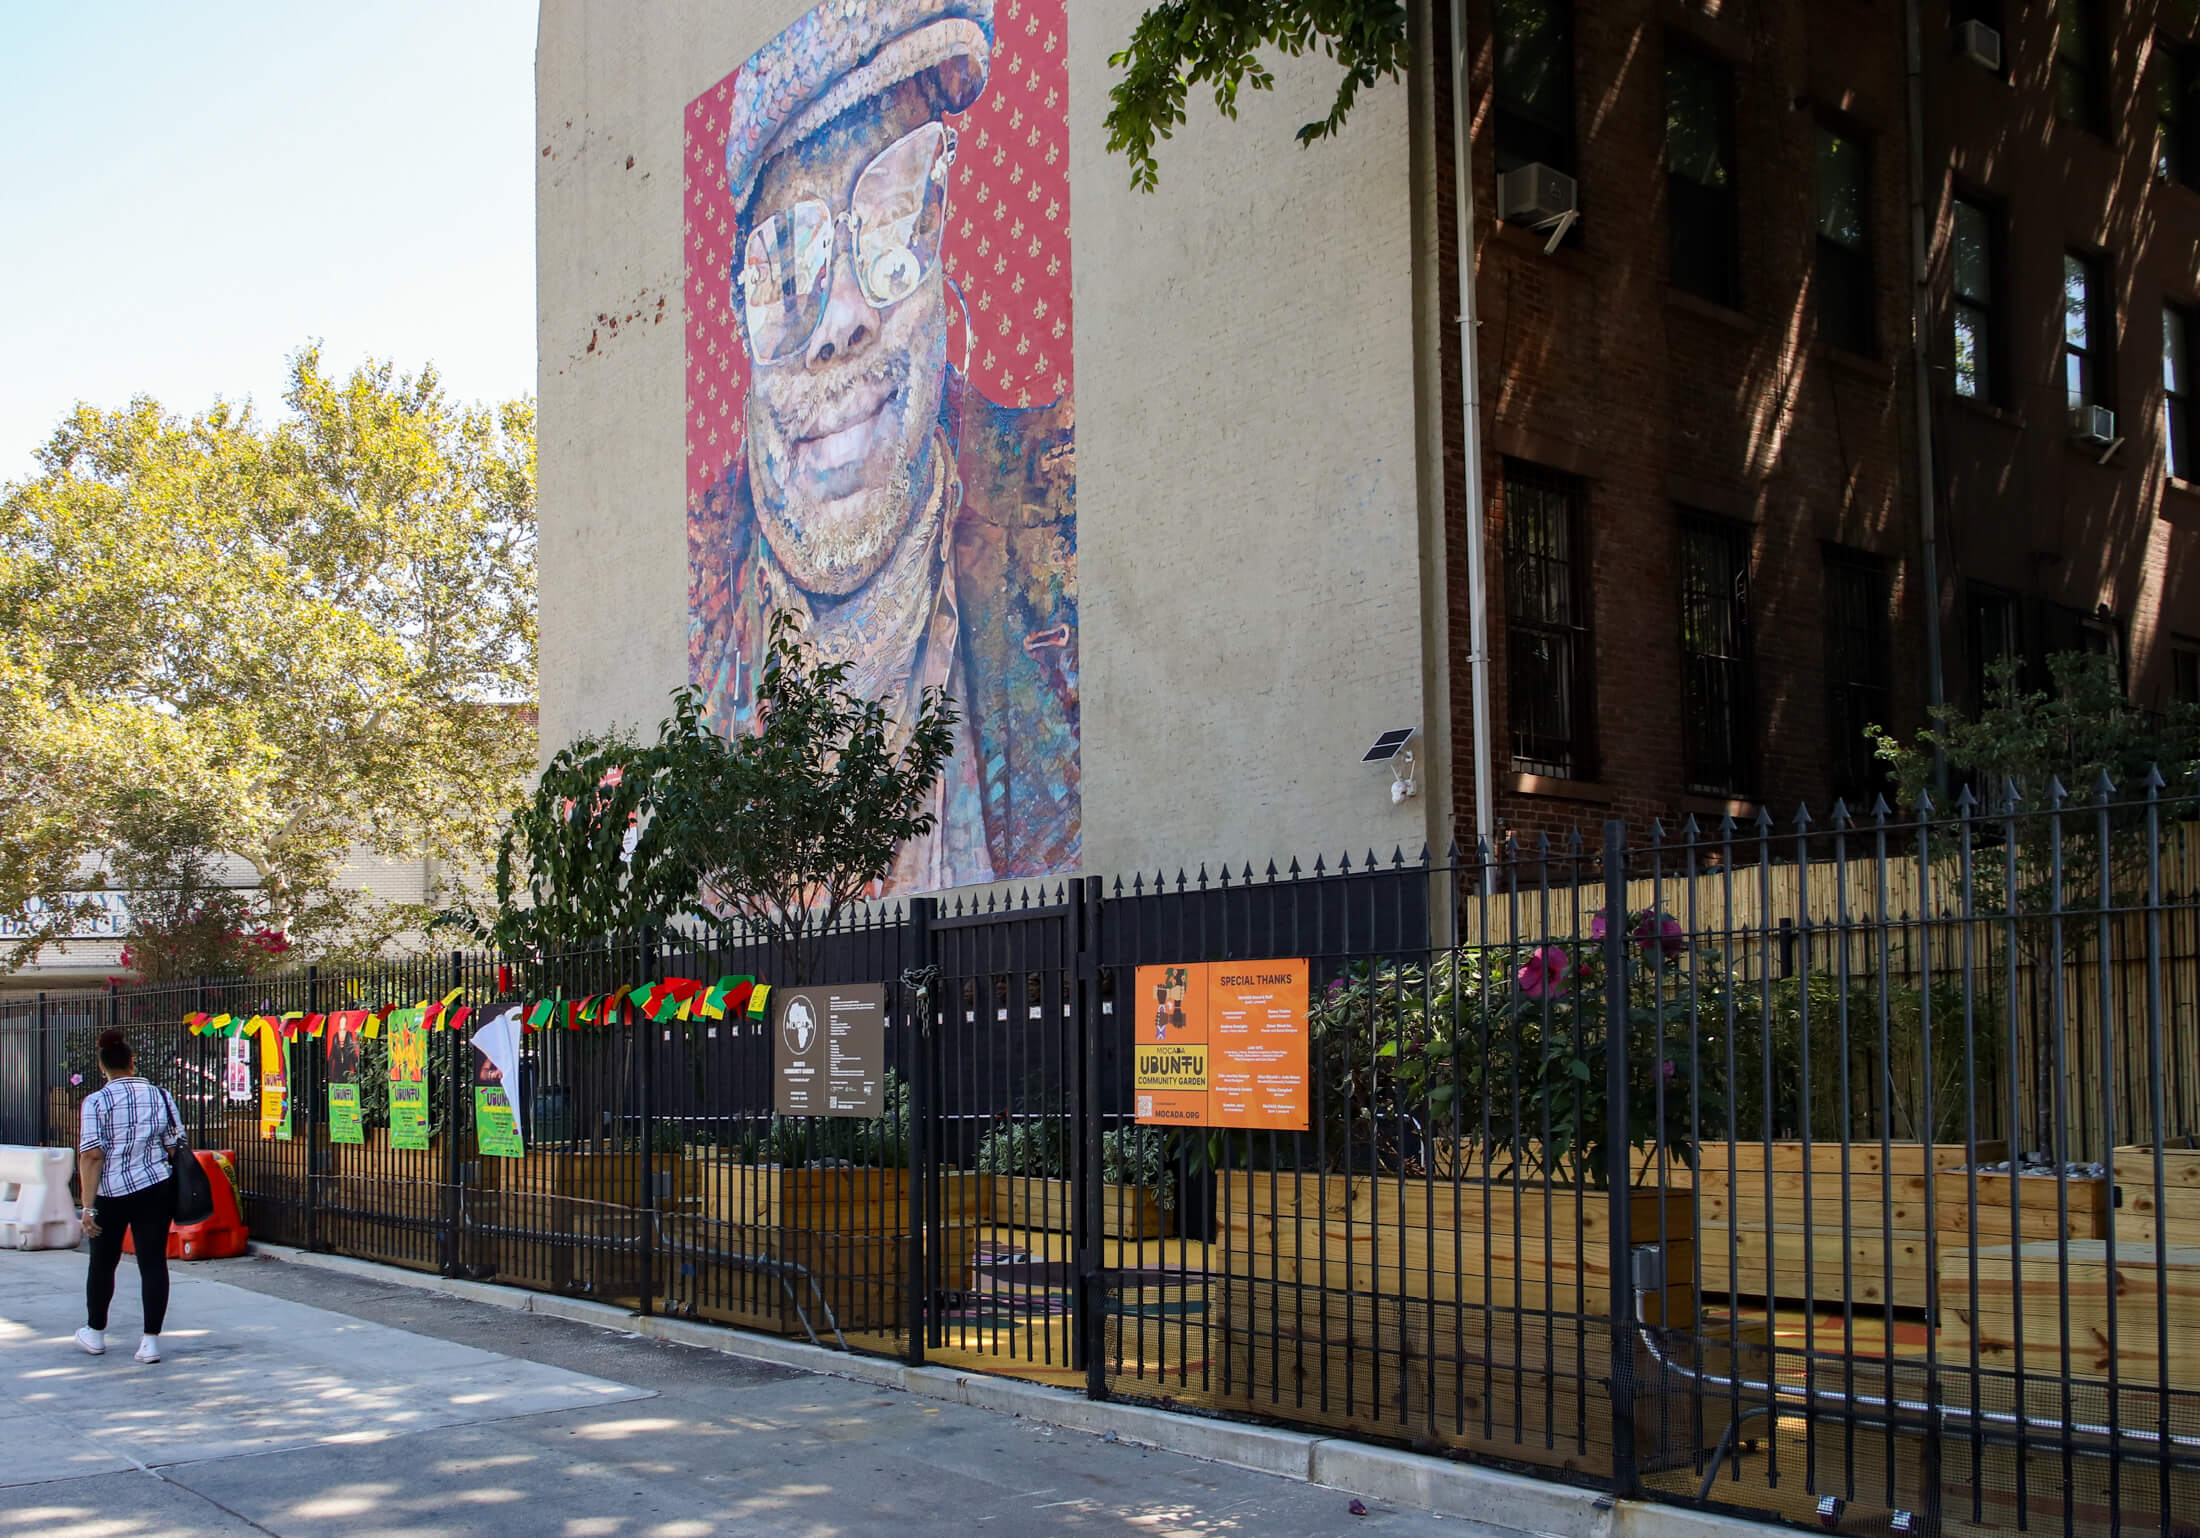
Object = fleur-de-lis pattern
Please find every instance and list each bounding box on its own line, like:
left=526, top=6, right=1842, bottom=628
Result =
left=682, top=0, right=1072, bottom=509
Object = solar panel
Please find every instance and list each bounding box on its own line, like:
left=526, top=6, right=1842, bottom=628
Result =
left=1362, top=728, right=1416, bottom=763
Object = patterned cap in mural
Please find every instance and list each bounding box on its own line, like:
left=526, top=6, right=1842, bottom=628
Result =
left=723, top=0, right=995, bottom=217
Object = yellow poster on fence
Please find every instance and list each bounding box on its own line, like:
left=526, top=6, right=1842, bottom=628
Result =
left=257, top=1022, right=289, bottom=1140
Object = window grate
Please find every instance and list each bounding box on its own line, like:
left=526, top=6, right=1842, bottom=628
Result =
left=1823, top=549, right=1891, bottom=805
left=1679, top=513, right=1752, bottom=795
left=1504, top=462, right=1596, bottom=780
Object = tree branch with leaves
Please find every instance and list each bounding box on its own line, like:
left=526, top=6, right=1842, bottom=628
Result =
left=1105, top=0, right=1407, bottom=191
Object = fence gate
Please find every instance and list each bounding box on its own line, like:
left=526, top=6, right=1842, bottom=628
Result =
left=917, top=886, right=1086, bottom=1374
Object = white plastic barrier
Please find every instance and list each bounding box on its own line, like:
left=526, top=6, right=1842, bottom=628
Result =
left=0, top=1146, right=81, bottom=1250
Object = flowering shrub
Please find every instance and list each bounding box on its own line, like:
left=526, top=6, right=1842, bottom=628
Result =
left=1307, top=908, right=1723, bottom=1186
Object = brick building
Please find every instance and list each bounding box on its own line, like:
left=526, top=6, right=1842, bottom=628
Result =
left=536, top=0, right=2200, bottom=893
left=1438, top=0, right=2200, bottom=849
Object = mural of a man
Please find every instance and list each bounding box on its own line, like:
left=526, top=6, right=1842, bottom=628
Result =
left=688, top=0, right=1078, bottom=894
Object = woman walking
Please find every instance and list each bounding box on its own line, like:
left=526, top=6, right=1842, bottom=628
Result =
left=75, top=1028, right=182, bottom=1363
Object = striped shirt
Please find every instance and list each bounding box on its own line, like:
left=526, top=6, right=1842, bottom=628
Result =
left=77, top=1078, right=182, bottom=1198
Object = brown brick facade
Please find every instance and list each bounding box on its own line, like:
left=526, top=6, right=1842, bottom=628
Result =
left=1434, top=0, right=2200, bottom=850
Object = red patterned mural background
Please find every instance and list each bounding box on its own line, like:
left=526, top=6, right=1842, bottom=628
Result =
left=682, top=0, right=1073, bottom=510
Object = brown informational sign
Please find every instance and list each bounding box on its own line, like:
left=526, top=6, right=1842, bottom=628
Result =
left=774, top=983, right=886, bottom=1117
left=1134, top=959, right=1308, bottom=1131
left=1131, top=964, right=1208, bottom=1124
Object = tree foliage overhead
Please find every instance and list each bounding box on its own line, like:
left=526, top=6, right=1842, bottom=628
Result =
left=1105, top=0, right=1407, bottom=191
left=0, top=346, right=537, bottom=971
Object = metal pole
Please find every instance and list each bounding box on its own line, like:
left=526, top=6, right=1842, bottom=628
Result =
left=639, top=928, right=657, bottom=1319
left=36, top=992, right=50, bottom=1150
left=443, top=952, right=467, bottom=1277
left=1448, top=0, right=1495, bottom=881
left=1075, top=877, right=1106, bottom=1400
left=905, top=896, right=934, bottom=1367
left=304, top=965, right=319, bottom=1254
left=1903, top=0, right=1948, bottom=794
left=1602, top=819, right=1639, bottom=1495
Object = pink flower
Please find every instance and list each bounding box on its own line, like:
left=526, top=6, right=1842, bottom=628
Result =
left=1517, top=946, right=1572, bottom=999
left=69, top=1073, right=83, bottom=1087
left=1590, top=911, right=1610, bottom=941
left=1660, top=1059, right=1678, bottom=1084
left=1630, top=913, right=1687, bottom=956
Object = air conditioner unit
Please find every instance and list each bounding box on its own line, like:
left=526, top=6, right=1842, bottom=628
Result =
left=2071, top=403, right=2117, bottom=445
left=1957, top=20, right=2002, bottom=72
left=1498, top=162, right=1578, bottom=229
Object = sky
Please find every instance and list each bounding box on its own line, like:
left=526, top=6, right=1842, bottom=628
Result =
left=0, top=1, right=538, bottom=480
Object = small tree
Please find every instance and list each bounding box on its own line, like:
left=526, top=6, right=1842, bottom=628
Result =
left=1869, top=650, right=2200, bottom=1154
left=655, top=612, right=958, bottom=984
left=453, top=727, right=700, bottom=980
left=102, top=795, right=290, bottom=983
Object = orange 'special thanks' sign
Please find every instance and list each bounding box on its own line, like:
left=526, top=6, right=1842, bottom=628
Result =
left=1133, top=959, right=1309, bottom=1131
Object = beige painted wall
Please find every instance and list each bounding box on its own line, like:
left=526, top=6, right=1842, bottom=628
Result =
left=537, top=0, right=1441, bottom=889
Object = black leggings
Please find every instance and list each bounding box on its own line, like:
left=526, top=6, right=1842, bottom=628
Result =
left=85, top=1180, right=176, bottom=1335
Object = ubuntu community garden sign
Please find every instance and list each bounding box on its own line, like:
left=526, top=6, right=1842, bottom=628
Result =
left=1132, top=961, right=1310, bottom=1131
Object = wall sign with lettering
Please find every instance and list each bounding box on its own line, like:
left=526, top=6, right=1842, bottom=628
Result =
left=1133, top=959, right=1308, bottom=1130
left=774, top=984, right=886, bottom=1118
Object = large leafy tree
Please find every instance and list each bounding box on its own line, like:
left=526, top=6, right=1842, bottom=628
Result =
left=0, top=347, right=537, bottom=971
left=1105, top=0, right=1406, bottom=191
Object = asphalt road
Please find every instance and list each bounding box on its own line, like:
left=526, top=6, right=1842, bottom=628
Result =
left=1, top=1248, right=1506, bottom=1538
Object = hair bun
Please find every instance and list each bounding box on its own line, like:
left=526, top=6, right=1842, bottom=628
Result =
left=96, top=1027, right=127, bottom=1052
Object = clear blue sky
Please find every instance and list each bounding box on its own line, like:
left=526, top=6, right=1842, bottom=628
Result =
left=0, top=1, right=538, bottom=479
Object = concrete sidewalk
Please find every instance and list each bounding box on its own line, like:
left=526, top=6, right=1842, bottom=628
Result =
left=0, top=1247, right=1518, bottom=1537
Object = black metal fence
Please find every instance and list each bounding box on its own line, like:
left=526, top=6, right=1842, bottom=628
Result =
left=8, top=786, right=2200, bottom=1538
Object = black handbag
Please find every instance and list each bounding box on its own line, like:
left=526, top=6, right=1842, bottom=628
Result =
left=164, top=1091, right=216, bottom=1226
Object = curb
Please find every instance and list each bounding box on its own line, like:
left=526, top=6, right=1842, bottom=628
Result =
left=241, top=1244, right=1779, bottom=1537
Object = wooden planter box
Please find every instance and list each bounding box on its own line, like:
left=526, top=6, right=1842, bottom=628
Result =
left=1694, top=1140, right=2036, bottom=1309
left=2112, top=1144, right=2200, bottom=1249
left=1214, top=1170, right=1698, bottom=1325
left=663, top=1162, right=978, bottom=1334
left=988, top=1174, right=1174, bottom=1239
left=1206, top=1164, right=1711, bottom=1481
left=1939, top=1236, right=2200, bottom=1388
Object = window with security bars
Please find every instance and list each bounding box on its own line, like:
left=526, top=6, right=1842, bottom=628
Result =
left=1494, top=0, right=1576, bottom=176
left=1504, top=462, right=1596, bottom=779
left=1678, top=514, right=1753, bottom=795
left=1666, top=40, right=1739, bottom=309
left=1823, top=549, right=1891, bottom=805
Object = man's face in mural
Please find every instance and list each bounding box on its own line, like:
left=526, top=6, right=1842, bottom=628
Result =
left=740, top=82, right=953, bottom=596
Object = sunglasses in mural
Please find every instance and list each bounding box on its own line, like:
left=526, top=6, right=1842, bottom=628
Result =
left=735, top=121, right=957, bottom=366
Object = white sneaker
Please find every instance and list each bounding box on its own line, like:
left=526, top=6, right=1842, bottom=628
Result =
left=135, top=1336, right=160, bottom=1364
left=75, top=1327, right=105, bottom=1356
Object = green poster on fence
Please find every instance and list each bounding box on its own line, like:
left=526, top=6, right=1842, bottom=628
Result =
left=276, top=1042, right=295, bottom=1141
left=388, top=1018, right=430, bottom=1150
left=327, top=1028, right=364, bottom=1144
left=328, top=1083, right=363, bottom=1144
left=473, top=1085, right=524, bottom=1157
